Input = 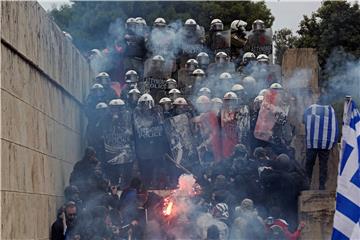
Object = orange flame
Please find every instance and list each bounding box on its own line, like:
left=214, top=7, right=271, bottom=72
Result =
left=164, top=201, right=173, bottom=216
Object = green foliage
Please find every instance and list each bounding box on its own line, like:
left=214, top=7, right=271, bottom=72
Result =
left=50, top=1, right=274, bottom=52
left=273, top=28, right=298, bottom=65
left=296, top=1, right=360, bottom=67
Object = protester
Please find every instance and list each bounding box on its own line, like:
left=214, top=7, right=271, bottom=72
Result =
left=51, top=201, right=78, bottom=240
left=303, top=101, right=338, bottom=190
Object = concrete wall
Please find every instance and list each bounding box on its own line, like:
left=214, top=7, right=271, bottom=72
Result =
left=1, top=2, right=92, bottom=239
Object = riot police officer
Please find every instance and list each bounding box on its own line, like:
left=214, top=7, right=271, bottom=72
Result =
left=196, top=52, right=210, bottom=71
left=133, top=93, right=170, bottom=188
left=95, top=72, right=118, bottom=102
left=100, top=98, right=135, bottom=187
left=230, top=19, right=248, bottom=67
left=159, top=97, right=173, bottom=119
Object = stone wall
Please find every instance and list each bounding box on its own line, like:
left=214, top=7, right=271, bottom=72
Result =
left=282, top=49, right=340, bottom=239
left=1, top=2, right=92, bottom=239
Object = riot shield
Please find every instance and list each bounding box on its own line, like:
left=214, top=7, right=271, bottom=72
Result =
left=192, top=112, right=222, bottom=164
left=210, top=30, right=231, bottom=54
left=230, top=33, right=247, bottom=67
left=177, top=68, right=194, bottom=97
left=164, top=113, right=197, bottom=166
left=124, top=34, right=146, bottom=61
left=133, top=107, right=172, bottom=187
left=221, top=105, right=250, bottom=158
left=143, top=58, right=173, bottom=79
left=244, top=28, right=272, bottom=56
left=236, top=105, right=250, bottom=144
left=254, top=90, right=290, bottom=143
left=102, top=112, right=135, bottom=165
left=142, top=58, right=174, bottom=102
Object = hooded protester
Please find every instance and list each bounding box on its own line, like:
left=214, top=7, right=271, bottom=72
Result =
left=206, top=225, right=221, bottom=240
left=230, top=144, right=262, bottom=202
left=230, top=198, right=266, bottom=240
left=64, top=185, right=83, bottom=211
left=196, top=203, right=229, bottom=240
left=69, top=147, right=101, bottom=201
left=259, top=154, right=306, bottom=228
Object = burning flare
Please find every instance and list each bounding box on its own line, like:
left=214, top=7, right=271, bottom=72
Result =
left=163, top=199, right=174, bottom=216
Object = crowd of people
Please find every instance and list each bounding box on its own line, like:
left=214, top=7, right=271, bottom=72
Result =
left=52, top=16, right=338, bottom=240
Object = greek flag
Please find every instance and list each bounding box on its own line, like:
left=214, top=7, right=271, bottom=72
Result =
left=304, top=104, right=338, bottom=149
left=332, top=98, right=360, bottom=240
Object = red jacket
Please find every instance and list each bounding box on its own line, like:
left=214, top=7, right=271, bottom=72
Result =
left=266, top=219, right=302, bottom=240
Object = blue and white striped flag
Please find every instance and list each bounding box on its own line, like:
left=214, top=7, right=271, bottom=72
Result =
left=304, top=104, right=339, bottom=149
left=332, top=98, right=360, bottom=240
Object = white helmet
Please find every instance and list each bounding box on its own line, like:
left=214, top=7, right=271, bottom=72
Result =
left=257, top=54, right=269, bottom=63
left=109, top=99, right=125, bottom=106
left=243, top=52, right=256, bottom=62
left=91, top=83, right=104, bottom=90
left=159, top=97, right=172, bottom=104
left=90, top=49, right=102, bottom=57
left=254, top=95, right=264, bottom=102
left=135, top=17, right=147, bottom=26
left=196, top=52, right=210, bottom=66
left=125, top=70, right=139, bottom=83
left=196, top=95, right=211, bottom=104
left=231, top=84, right=244, bottom=92
left=166, top=78, right=177, bottom=84
left=210, top=19, right=223, bottom=31
left=95, top=102, right=108, bottom=109
left=169, top=88, right=181, bottom=94
left=219, top=72, right=232, bottom=80
left=192, top=69, right=205, bottom=76
left=270, top=83, right=283, bottom=89
left=166, top=78, right=177, bottom=89
left=96, top=72, right=111, bottom=84
left=138, top=93, right=155, bottom=108
left=186, top=59, right=198, bottom=72
left=186, top=59, right=198, bottom=64
left=252, top=19, right=265, bottom=31
left=199, top=87, right=211, bottom=94
left=230, top=20, right=247, bottom=31
left=129, top=88, right=141, bottom=95
left=185, top=19, right=197, bottom=26
left=152, top=55, right=165, bottom=62
left=211, top=97, right=223, bottom=104
left=154, top=17, right=166, bottom=27
left=173, top=97, right=188, bottom=106
left=96, top=72, right=110, bottom=78
left=126, top=17, right=137, bottom=29
left=223, top=91, right=238, bottom=100
left=215, top=52, right=228, bottom=63
left=242, top=76, right=256, bottom=85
